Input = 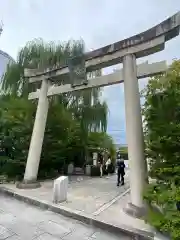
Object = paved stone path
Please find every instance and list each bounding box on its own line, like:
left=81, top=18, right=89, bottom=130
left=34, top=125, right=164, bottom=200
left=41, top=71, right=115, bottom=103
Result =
left=0, top=168, right=155, bottom=239
left=0, top=195, right=132, bottom=240
left=1, top=173, right=130, bottom=215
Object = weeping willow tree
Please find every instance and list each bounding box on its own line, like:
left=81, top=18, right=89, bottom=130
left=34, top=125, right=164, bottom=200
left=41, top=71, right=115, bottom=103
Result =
left=1, top=38, right=108, bottom=133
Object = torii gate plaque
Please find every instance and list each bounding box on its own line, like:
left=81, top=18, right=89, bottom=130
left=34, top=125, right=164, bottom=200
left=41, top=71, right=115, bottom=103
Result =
left=19, top=12, right=180, bottom=217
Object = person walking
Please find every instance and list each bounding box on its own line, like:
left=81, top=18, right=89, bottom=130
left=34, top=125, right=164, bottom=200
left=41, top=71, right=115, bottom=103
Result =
left=117, top=155, right=125, bottom=186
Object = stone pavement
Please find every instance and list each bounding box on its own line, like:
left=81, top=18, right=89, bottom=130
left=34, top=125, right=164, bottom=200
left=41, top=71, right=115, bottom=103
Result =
left=0, top=194, right=131, bottom=240
left=0, top=171, right=158, bottom=239
left=1, top=173, right=130, bottom=215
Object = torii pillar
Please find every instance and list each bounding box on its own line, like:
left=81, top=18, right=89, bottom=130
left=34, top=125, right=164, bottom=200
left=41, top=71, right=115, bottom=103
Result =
left=16, top=79, right=50, bottom=188
left=123, top=54, right=147, bottom=216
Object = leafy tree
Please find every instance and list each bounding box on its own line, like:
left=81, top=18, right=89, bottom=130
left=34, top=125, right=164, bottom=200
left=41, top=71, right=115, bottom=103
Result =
left=142, top=60, right=180, bottom=239
left=0, top=95, right=84, bottom=179
left=118, top=146, right=128, bottom=160
left=1, top=38, right=107, bottom=133
left=39, top=102, right=84, bottom=178
left=0, top=96, right=34, bottom=178
left=0, top=38, right=110, bottom=181
left=87, top=132, right=116, bottom=161
left=0, top=95, right=109, bottom=179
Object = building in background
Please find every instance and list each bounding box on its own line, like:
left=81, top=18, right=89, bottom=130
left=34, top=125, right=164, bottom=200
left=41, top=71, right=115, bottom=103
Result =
left=0, top=50, right=14, bottom=81
left=0, top=26, right=15, bottom=82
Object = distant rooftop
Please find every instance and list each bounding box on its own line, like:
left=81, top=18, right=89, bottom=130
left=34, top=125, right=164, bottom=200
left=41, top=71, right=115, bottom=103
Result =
left=115, top=143, right=127, bottom=149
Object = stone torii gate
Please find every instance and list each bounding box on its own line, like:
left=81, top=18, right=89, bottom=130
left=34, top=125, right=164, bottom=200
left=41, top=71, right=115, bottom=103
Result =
left=18, top=12, right=180, bottom=216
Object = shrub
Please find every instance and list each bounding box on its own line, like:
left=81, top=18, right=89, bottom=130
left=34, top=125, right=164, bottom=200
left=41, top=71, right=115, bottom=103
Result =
left=142, top=60, right=180, bottom=239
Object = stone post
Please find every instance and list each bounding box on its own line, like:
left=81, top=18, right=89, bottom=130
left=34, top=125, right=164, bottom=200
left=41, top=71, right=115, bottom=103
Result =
left=17, top=79, right=49, bottom=188
left=123, top=54, right=147, bottom=217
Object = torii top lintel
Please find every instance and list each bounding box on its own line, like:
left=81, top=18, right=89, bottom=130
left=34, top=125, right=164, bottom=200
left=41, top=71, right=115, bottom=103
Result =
left=86, top=11, right=180, bottom=60
left=25, top=12, right=180, bottom=80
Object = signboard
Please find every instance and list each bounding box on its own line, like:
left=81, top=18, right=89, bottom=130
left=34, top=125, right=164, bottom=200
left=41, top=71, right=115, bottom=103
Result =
left=68, top=55, right=88, bottom=88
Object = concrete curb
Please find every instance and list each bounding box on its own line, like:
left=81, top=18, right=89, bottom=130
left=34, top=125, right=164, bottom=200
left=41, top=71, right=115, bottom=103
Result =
left=0, top=186, right=154, bottom=240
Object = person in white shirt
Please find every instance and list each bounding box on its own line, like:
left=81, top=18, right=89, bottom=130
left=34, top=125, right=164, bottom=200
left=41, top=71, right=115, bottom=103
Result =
left=105, top=156, right=111, bottom=178
left=98, top=154, right=104, bottom=178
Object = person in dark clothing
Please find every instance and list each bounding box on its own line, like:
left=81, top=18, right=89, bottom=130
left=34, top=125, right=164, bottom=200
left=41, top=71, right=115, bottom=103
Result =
left=116, top=156, right=125, bottom=186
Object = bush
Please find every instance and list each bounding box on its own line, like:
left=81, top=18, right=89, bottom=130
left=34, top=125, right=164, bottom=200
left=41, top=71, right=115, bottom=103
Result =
left=0, top=96, right=83, bottom=180
left=142, top=60, right=180, bottom=239
left=0, top=96, right=111, bottom=181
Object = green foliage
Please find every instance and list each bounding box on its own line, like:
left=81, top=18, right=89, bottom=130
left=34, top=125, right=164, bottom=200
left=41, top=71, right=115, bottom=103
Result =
left=0, top=96, right=34, bottom=179
left=87, top=131, right=116, bottom=160
left=0, top=95, right=110, bottom=179
left=142, top=60, right=180, bottom=239
left=0, top=96, right=83, bottom=179
left=118, top=146, right=128, bottom=159
left=1, top=38, right=108, bottom=133
left=0, top=37, right=110, bottom=180
left=39, top=103, right=84, bottom=178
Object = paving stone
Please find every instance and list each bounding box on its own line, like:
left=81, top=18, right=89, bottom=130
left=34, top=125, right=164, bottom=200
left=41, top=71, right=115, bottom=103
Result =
left=62, top=233, right=90, bottom=240
left=5, top=235, right=22, bottom=240
left=0, top=224, right=15, bottom=239
left=0, top=194, right=133, bottom=240
left=0, top=196, right=28, bottom=215
left=90, top=231, right=131, bottom=240
left=12, top=205, right=50, bottom=225
left=37, top=220, right=71, bottom=238
left=1, top=173, right=130, bottom=215
left=0, top=212, right=16, bottom=227
left=7, top=220, right=44, bottom=240
left=34, top=233, right=60, bottom=240
left=62, top=222, right=95, bottom=240
left=41, top=210, right=79, bottom=230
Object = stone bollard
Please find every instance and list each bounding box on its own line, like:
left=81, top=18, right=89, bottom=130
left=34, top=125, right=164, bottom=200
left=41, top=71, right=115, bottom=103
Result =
left=52, top=176, right=68, bottom=203
left=85, top=165, right=91, bottom=176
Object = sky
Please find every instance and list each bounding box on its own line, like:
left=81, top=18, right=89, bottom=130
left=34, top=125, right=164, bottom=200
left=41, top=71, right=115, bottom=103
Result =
left=0, top=0, right=180, bottom=145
